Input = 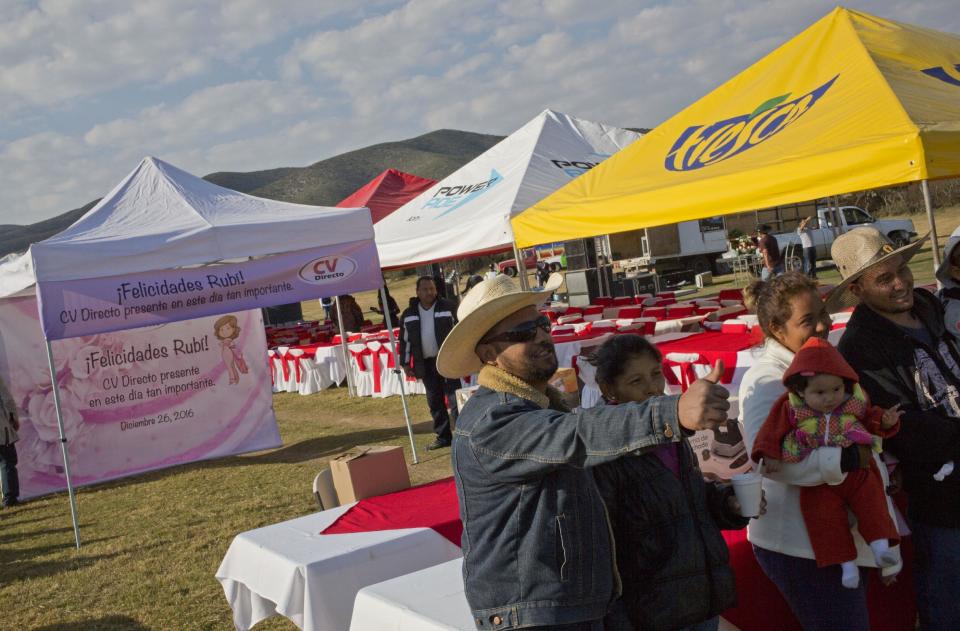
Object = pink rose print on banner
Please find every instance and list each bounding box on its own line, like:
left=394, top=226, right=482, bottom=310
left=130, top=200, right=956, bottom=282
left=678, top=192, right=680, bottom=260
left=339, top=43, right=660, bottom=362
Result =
left=26, top=385, right=88, bottom=442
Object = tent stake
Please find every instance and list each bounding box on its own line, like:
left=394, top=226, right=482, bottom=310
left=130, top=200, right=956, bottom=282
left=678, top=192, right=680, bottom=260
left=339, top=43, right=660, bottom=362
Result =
left=922, top=180, right=941, bottom=279
left=44, top=340, right=81, bottom=549
left=379, top=286, right=419, bottom=464
left=333, top=296, right=356, bottom=397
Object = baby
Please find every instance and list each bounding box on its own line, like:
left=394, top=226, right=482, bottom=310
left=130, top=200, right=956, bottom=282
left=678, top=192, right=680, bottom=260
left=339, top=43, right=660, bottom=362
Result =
left=752, top=337, right=902, bottom=588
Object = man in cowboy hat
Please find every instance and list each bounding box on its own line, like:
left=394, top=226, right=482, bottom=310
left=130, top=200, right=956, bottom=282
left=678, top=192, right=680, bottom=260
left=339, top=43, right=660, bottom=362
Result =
left=437, top=273, right=731, bottom=630
left=831, top=227, right=960, bottom=631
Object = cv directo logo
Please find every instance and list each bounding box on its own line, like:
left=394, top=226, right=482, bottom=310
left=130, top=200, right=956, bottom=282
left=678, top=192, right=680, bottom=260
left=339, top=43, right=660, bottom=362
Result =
left=665, top=75, right=838, bottom=171
left=423, top=169, right=503, bottom=219
left=922, top=63, right=960, bottom=87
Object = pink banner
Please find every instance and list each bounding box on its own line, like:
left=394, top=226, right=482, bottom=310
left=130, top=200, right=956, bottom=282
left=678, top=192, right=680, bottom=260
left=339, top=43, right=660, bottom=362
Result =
left=0, top=296, right=280, bottom=499
left=36, top=240, right=381, bottom=340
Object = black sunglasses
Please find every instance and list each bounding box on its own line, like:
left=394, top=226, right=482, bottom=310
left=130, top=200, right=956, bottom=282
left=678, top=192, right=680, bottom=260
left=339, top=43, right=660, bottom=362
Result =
left=481, top=315, right=552, bottom=345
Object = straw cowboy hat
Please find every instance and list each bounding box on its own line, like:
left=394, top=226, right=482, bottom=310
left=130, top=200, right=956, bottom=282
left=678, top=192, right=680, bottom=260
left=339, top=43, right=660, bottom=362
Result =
left=825, top=227, right=928, bottom=312
left=437, top=273, right=563, bottom=378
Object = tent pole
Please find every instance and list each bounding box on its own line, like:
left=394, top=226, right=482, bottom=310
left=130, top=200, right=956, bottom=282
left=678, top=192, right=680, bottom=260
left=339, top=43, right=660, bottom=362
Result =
left=831, top=195, right=841, bottom=238
left=334, top=296, right=356, bottom=397
left=922, top=180, right=941, bottom=279
left=594, top=237, right=608, bottom=297
left=512, top=242, right=530, bottom=291
left=380, top=286, right=419, bottom=465
left=43, top=340, right=81, bottom=549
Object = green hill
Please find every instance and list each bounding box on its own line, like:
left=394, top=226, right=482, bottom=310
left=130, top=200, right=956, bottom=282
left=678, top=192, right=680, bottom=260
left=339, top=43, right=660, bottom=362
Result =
left=220, top=129, right=503, bottom=206
left=1, top=128, right=504, bottom=257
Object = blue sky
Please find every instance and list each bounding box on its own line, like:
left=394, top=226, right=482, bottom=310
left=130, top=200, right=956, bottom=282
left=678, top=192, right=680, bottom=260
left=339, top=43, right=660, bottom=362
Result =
left=2, top=0, right=958, bottom=226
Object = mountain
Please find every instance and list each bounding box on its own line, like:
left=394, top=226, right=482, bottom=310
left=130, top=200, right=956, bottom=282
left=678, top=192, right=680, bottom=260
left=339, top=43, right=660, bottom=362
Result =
left=212, top=129, right=504, bottom=206
left=1, top=129, right=505, bottom=258
left=0, top=199, right=99, bottom=259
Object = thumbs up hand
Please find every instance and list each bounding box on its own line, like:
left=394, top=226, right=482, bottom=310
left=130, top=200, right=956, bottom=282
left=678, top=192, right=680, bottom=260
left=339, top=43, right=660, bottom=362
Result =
left=678, top=360, right=730, bottom=433
left=703, top=360, right=724, bottom=384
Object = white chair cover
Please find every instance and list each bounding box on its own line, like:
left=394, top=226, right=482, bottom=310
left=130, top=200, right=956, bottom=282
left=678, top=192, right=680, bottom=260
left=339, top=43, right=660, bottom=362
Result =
left=267, top=349, right=284, bottom=393
left=347, top=343, right=376, bottom=397
left=275, top=346, right=299, bottom=393
left=296, top=349, right=335, bottom=395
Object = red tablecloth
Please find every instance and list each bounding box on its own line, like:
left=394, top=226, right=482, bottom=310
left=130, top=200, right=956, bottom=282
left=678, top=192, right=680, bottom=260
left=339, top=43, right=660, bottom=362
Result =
left=657, top=331, right=761, bottom=384
left=322, top=477, right=462, bottom=546
left=320, top=478, right=915, bottom=630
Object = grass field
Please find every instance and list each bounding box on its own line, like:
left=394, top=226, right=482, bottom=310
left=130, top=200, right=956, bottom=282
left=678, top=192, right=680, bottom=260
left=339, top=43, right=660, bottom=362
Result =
left=1, top=209, right=958, bottom=630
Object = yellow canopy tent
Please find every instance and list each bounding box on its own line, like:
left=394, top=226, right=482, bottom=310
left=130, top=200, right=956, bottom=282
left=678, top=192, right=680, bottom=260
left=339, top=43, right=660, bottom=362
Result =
left=512, top=7, right=960, bottom=268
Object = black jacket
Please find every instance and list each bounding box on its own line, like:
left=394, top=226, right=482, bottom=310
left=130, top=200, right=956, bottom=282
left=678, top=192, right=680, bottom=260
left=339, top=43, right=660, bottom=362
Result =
left=398, top=297, right=457, bottom=378
left=594, top=440, right=747, bottom=631
left=839, top=289, right=960, bottom=527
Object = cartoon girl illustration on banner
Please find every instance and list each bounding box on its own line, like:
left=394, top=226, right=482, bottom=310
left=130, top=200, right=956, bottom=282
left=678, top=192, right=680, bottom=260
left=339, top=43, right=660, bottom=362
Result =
left=214, top=315, right=248, bottom=385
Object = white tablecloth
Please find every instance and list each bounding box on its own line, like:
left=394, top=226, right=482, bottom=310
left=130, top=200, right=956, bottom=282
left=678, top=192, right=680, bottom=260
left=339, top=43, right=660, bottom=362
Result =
left=350, top=558, right=473, bottom=631
left=216, top=504, right=463, bottom=631
left=350, top=557, right=744, bottom=631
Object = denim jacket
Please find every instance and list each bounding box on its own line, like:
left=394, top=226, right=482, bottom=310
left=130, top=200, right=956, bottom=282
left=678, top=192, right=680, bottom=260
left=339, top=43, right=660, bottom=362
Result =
left=453, top=367, right=682, bottom=630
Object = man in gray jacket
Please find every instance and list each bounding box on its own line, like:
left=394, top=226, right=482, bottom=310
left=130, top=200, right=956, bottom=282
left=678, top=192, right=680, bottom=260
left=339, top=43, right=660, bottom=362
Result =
left=0, top=373, right=20, bottom=508
left=436, top=274, right=731, bottom=630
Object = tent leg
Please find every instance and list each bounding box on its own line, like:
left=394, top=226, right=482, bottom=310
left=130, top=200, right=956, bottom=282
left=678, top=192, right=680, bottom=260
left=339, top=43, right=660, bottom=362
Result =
left=594, top=237, right=608, bottom=297
left=922, top=180, right=941, bottom=278
left=380, top=286, right=419, bottom=465
left=43, top=340, right=81, bottom=549
left=512, top=242, right=530, bottom=291
left=334, top=296, right=356, bottom=397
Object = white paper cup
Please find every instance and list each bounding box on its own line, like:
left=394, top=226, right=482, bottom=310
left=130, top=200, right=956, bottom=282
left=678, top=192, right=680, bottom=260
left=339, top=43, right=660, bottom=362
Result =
left=731, top=471, right=763, bottom=517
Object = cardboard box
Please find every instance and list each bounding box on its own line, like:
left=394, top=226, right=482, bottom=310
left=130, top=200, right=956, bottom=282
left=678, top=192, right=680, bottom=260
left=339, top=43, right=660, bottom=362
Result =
left=549, top=367, right=578, bottom=394
left=329, top=445, right=411, bottom=503
left=549, top=367, right=581, bottom=409
left=455, top=385, right=480, bottom=412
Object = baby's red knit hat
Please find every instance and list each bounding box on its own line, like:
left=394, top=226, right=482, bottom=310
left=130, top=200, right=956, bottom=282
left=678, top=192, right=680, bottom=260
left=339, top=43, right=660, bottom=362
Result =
left=782, top=337, right=859, bottom=384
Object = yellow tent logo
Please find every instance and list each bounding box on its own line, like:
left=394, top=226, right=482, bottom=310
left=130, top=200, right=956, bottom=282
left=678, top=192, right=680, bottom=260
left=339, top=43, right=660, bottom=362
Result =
left=665, top=75, right=839, bottom=171
left=922, top=63, right=960, bottom=87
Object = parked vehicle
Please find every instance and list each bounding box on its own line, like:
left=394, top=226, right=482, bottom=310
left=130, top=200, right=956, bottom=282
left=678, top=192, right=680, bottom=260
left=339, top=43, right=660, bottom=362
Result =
left=774, top=206, right=916, bottom=269
left=498, top=243, right=566, bottom=276
left=607, top=217, right=729, bottom=277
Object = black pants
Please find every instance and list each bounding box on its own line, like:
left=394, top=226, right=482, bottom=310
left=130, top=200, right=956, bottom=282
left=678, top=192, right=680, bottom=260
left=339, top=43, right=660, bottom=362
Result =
left=803, top=247, right=817, bottom=278
left=421, top=357, right=459, bottom=441
left=0, top=442, right=19, bottom=505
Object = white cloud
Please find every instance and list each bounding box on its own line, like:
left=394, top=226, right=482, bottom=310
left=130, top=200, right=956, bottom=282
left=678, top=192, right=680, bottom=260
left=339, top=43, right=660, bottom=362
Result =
left=0, top=0, right=342, bottom=117
left=3, top=0, right=960, bottom=228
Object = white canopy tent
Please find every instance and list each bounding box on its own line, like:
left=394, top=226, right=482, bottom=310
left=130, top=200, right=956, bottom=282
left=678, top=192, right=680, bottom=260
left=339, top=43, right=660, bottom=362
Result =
left=0, top=250, right=35, bottom=299
left=374, top=109, right=641, bottom=275
left=26, top=157, right=418, bottom=547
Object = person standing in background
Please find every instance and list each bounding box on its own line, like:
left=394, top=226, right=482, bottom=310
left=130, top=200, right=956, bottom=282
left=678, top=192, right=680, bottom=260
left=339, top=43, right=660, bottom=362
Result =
left=331, top=294, right=365, bottom=333
left=371, top=280, right=400, bottom=326
left=0, top=374, right=20, bottom=508
left=320, top=296, right=334, bottom=322
left=398, top=277, right=460, bottom=450
left=757, top=225, right=784, bottom=280
left=797, top=216, right=817, bottom=278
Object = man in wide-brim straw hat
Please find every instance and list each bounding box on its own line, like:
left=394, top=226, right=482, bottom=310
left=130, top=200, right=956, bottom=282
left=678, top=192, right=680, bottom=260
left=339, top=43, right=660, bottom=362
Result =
left=436, top=273, right=732, bottom=630
left=831, top=227, right=960, bottom=630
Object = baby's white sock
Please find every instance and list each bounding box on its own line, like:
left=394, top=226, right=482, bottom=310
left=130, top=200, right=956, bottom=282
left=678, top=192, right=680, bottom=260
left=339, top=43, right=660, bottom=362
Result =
left=933, top=460, right=954, bottom=481
left=841, top=561, right=860, bottom=589
left=870, top=539, right=898, bottom=568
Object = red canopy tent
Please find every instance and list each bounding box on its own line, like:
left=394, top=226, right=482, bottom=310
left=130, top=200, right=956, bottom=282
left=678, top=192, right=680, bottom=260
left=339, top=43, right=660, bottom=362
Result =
left=337, top=169, right=436, bottom=224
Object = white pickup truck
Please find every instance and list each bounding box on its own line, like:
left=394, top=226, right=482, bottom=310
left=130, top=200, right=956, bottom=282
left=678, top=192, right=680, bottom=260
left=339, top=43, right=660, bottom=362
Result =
left=774, top=206, right=916, bottom=265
